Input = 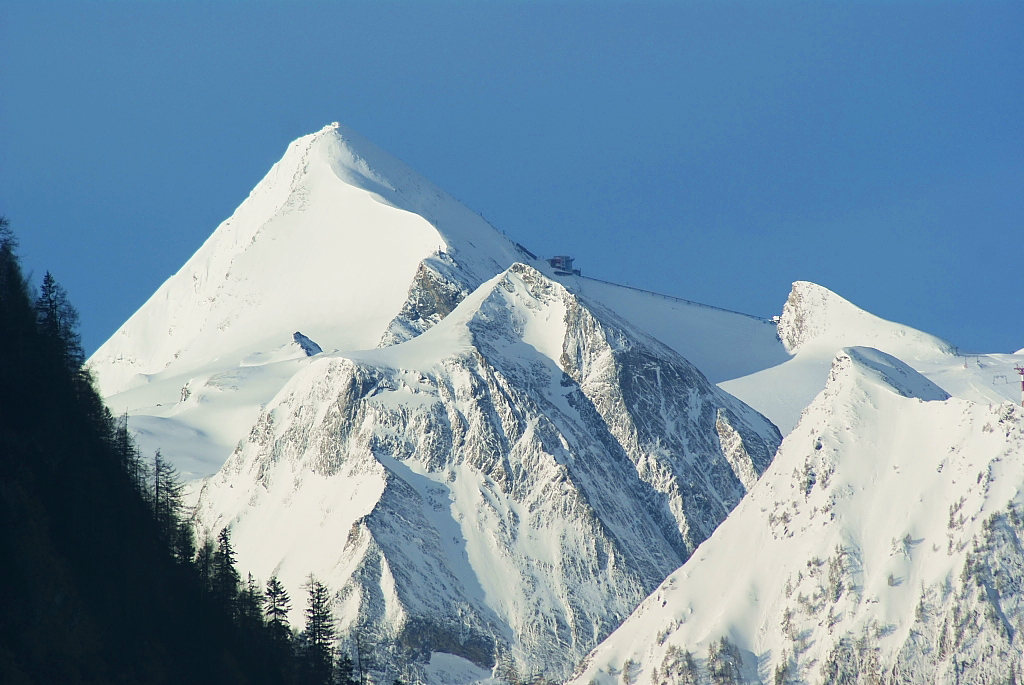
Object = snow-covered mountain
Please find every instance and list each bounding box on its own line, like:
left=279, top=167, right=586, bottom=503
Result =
left=90, top=122, right=527, bottom=397
left=192, top=263, right=780, bottom=683
left=88, top=124, right=788, bottom=481
left=86, top=122, right=793, bottom=681
left=88, top=121, right=1024, bottom=685
left=721, top=281, right=1023, bottom=433
left=88, top=123, right=532, bottom=478
left=571, top=346, right=1024, bottom=685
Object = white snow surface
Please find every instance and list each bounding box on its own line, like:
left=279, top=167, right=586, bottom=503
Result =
left=88, top=122, right=525, bottom=397
left=422, top=652, right=493, bottom=685
left=566, top=276, right=788, bottom=385
left=83, top=122, right=1024, bottom=684
left=88, top=123, right=791, bottom=480
left=572, top=346, right=1024, bottom=685
left=193, top=263, right=781, bottom=683
left=87, top=122, right=529, bottom=478
left=721, top=281, right=1023, bottom=434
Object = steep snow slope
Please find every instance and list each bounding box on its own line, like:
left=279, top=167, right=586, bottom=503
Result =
left=88, top=123, right=533, bottom=477
left=572, top=346, right=1024, bottom=685
left=89, top=123, right=792, bottom=479
left=721, top=281, right=1023, bottom=433
left=89, top=122, right=528, bottom=399
left=193, top=264, right=781, bottom=683
left=567, top=276, right=788, bottom=385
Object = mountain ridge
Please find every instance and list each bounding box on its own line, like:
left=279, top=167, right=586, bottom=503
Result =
left=82, top=122, right=1024, bottom=685
left=192, top=262, right=780, bottom=682
left=571, top=345, right=1024, bottom=685
left=89, top=122, right=526, bottom=398
left=87, top=123, right=790, bottom=481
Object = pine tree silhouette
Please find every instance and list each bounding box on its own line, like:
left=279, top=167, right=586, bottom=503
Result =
left=302, top=575, right=336, bottom=685
left=212, top=527, right=241, bottom=613
left=0, top=217, right=290, bottom=683
left=266, top=576, right=292, bottom=634
left=35, top=270, right=84, bottom=372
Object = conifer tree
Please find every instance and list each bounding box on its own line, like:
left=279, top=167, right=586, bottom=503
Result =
left=0, top=217, right=292, bottom=683
left=150, top=450, right=193, bottom=562
left=0, top=217, right=35, bottom=396
left=35, top=270, right=85, bottom=371
left=238, top=573, right=266, bottom=631
left=0, top=216, right=13, bottom=251
left=0, top=217, right=22, bottom=302
left=336, top=652, right=358, bottom=685
left=302, top=575, right=335, bottom=685
left=212, top=528, right=241, bottom=612
left=173, top=515, right=197, bottom=567
left=195, top=535, right=216, bottom=590
left=112, top=412, right=147, bottom=495
left=265, top=576, right=292, bottom=633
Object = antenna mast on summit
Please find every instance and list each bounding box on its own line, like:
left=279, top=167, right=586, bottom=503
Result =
left=1015, top=365, right=1024, bottom=407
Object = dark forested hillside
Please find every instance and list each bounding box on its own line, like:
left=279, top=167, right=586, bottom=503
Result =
left=0, top=218, right=286, bottom=684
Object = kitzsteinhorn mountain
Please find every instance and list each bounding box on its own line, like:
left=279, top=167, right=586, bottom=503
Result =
left=89, top=123, right=1024, bottom=685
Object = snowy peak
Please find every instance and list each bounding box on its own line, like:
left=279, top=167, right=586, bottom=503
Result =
left=572, top=340, right=1024, bottom=685
left=309, top=123, right=522, bottom=266
left=88, top=123, right=526, bottom=397
left=836, top=346, right=951, bottom=402
left=778, top=281, right=954, bottom=358
left=722, top=281, right=1019, bottom=434
left=194, top=263, right=781, bottom=682
left=723, top=282, right=964, bottom=433
left=465, top=262, right=572, bottom=367
left=91, top=122, right=790, bottom=485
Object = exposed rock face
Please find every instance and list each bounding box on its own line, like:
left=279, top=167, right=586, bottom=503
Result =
left=378, top=255, right=474, bottom=347
left=194, top=264, right=780, bottom=683
left=292, top=331, right=322, bottom=356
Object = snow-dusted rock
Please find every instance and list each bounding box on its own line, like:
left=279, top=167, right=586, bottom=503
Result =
left=292, top=331, right=323, bottom=357
left=194, top=264, right=781, bottom=683
left=572, top=346, right=1024, bottom=685
left=778, top=281, right=954, bottom=357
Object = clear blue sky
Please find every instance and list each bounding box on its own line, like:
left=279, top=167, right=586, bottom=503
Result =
left=2, top=1, right=1021, bottom=356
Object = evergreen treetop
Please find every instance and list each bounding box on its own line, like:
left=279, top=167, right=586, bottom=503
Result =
left=35, top=270, right=85, bottom=371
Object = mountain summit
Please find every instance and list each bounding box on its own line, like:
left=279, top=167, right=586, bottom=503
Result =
left=87, top=124, right=787, bottom=480
left=572, top=346, right=1024, bottom=685
left=86, top=122, right=1024, bottom=684
left=193, top=262, right=780, bottom=682
left=85, top=124, right=787, bottom=681
left=90, top=122, right=528, bottom=398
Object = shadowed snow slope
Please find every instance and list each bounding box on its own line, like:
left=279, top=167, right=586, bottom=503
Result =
left=193, top=264, right=781, bottom=684
left=721, top=281, right=1023, bottom=434
left=572, top=346, right=1024, bottom=685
